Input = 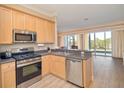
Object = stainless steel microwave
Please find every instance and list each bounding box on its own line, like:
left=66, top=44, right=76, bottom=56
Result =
left=13, top=29, right=36, bottom=43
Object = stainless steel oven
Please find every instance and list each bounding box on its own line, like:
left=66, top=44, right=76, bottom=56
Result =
left=16, top=57, right=41, bottom=88
left=13, top=29, right=36, bottom=43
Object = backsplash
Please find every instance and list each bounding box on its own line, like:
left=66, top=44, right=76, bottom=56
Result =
left=0, top=43, right=56, bottom=53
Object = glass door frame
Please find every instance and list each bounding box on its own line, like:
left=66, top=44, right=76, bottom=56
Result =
left=89, top=31, right=112, bottom=56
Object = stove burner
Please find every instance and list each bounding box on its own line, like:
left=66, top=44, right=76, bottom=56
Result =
left=12, top=53, right=41, bottom=61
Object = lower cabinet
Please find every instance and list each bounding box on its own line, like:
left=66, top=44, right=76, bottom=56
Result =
left=49, top=55, right=56, bottom=75
left=42, top=55, right=66, bottom=79
left=0, top=62, right=16, bottom=88
left=42, top=56, right=51, bottom=77
left=83, top=57, right=93, bottom=88
left=50, top=56, right=66, bottom=79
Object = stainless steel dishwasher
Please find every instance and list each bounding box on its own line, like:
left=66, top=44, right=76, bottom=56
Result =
left=66, top=58, right=83, bottom=87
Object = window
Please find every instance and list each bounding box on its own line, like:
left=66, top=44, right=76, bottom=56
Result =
left=95, top=32, right=105, bottom=56
left=89, top=33, right=95, bottom=51
left=89, top=31, right=112, bottom=56
left=64, top=35, right=79, bottom=49
left=105, top=31, right=112, bottom=56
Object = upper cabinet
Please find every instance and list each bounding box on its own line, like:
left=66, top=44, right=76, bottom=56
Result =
left=45, top=20, right=55, bottom=43
left=36, top=19, right=55, bottom=44
left=0, top=6, right=12, bottom=44
left=12, top=10, right=25, bottom=30
left=25, top=14, right=36, bottom=31
left=36, top=18, right=46, bottom=43
left=13, top=11, right=36, bottom=32
left=49, top=22, right=55, bottom=43
left=0, top=6, right=55, bottom=44
left=44, top=20, right=50, bottom=43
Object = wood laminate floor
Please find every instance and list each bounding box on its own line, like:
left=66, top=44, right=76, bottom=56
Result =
left=29, top=74, right=78, bottom=88
left=29, top=56, right=124, bottom=88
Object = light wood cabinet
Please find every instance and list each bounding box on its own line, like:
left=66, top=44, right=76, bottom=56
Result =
left=36, top=18, right=47, bottom=43
left=13, top=10, right=36, bottom=31
left=45, top=21, right=55, bottom=43
left=0, top=6, right=56, bottom=44
left=48, top=22, right=55, bottom=43
left=53, top=56, right=66, bottom=79
left=83, top=57, right=93, bottom=88
left=0, top=6, right=12, bottom=44
left=49, top=55, right=66, bottom=79
left=44, top=20, right=50, bottom=43
left=36, top=19, right=55, bottom=44
left=12, top=10, right=25, bottom=29
left=25, top=14, right=36, bottom=31
left=42, top=55, right=51, bottom=77
left=0, top=62, right=16, bottom=88
left=42, top=55, right=66, bottom=79
left=49, top=55, right=57, bottom=75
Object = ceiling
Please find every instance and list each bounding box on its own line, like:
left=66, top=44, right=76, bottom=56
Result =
left=21, top=4, right=124, bottom=32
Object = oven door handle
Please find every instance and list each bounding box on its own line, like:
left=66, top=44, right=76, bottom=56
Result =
left=17, top=61, right=41, bottom=68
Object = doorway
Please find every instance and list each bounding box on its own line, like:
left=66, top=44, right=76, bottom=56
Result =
left=89, top=31, right=112, bottom=56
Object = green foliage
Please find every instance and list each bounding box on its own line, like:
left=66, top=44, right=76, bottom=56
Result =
left=90, top=38, right=111, bottom=50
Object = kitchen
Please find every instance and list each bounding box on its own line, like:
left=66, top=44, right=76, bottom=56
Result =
left=0, top=5, right=93, bottom=88
left=0, top=4, right=124, bottom=88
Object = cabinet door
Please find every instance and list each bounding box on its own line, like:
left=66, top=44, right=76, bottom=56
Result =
left=12, top=10, right=25, bottom=29
left=47, top=21, right=51, bottom=43
left=49, top=55, right=56, bottom=75
left=51, top=22, right=55, bottom=43
left=37, top=19, right=55, bottom=44
left=55, top=61, right=66, bottom=79
left=55, top=56, right=66, bottom=79
left=0, top=6, right=12, bottom=44
left=50, top=56, right=66, bottom=79
left=46, top=21, right=55, bottom=43
left=25, top=14, right=36, bottom=31
left=44, top=20, right=50, bottom=43
left=0, top=62, right=16, bottom=88
left=48, top=22, right=55, bottom=43
left=42, top=56, right=50, bottom=77
left=36, top=18, right=47, bottom=43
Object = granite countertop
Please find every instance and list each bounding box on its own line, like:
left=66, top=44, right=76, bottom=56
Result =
left=35, top=50, right=91, bottom=60
left=0, top=50, right=92, bottom=64
left=0, top=58, right=15, bottom=64
left=38, top=52, right=68, bottom=57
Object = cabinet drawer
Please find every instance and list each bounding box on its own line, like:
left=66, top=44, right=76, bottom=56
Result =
left=1, top=62, right=15, bottom=70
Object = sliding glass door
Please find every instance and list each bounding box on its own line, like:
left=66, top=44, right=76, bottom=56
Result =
left=89, top=33, right=95, bottom=55
left=105, top=31, right=112, bottom=56
left=95, top=32, right=106, bottom=56
left=89, top=31, right=112, bottom=56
